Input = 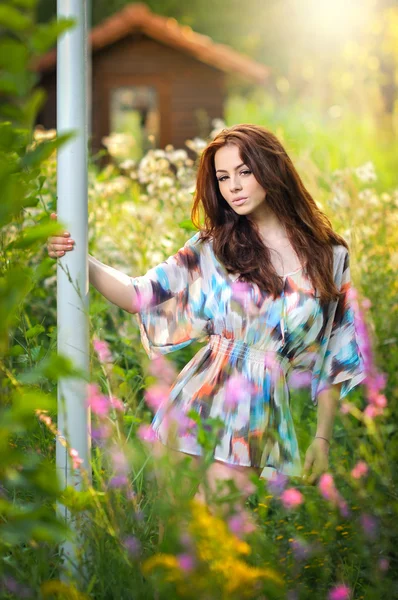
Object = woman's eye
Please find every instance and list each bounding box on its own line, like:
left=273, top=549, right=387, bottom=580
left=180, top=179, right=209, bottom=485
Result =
left=217, top=170, right=251, bottom=182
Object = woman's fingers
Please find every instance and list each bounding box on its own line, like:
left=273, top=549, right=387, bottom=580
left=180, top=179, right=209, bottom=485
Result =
left=47, top=213, right=76, bottom=258
left=47, top=237, right=75, bottom=258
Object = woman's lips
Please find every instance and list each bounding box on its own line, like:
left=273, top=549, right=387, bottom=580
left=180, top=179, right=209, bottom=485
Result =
left=232, top=197, right=248, bottom=206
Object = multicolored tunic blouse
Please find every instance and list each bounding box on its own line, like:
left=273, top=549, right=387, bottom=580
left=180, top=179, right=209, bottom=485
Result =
left=131, top=232, right=366, bottom=479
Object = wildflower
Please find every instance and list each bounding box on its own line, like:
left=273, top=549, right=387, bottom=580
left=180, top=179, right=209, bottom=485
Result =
left=289, top=538, right=313, bottom=561
left=378, top=557, right=389, bottom=571
left=354, top=161, right=377, bottom=183
left=231, top=281, right=258, bottom=314
left=144, top=384, right=169, bottom=411
left=288, top=370, right=312, bottom=389
left=123, top=535, right=142, bottom=558
left=109, top=475, right=128, bottom=488
left=319, top=473, right=339, bottom=502
left=267, top=471, right=288, bottom=496
left=360, top=513, right=378, bottom=540
left=93, top=338, right=112, bottom=363
left=108, top=446, right=129, bottom=488
left=69, top=448, right=83, bottom=470
left=328, top=583, right=351, bottom=600
left=91, top=424, right=112, bottom=444
left=3, top=577, right=32, bottom=598
left=227, top=510, right=257, bottom=538
left=177, top=553, right=195, bottom=572
left=318, top=473, right=349, bottom=517
left=280, top=488, right=304, bottom=510
left=364, top=404, right=384, bottom=418
left=351, top=460, right=368, bottom=479
left=224, top=374, right=249, bottom=410
left=109, top=396, right=124, bottom=412
left=87, top=384, right=110, bottom=417
left=148, top=356, right=176, bottom=385
left=137, top=424, right=157, bottom=442
left=340, top=401, right=353, bottom=414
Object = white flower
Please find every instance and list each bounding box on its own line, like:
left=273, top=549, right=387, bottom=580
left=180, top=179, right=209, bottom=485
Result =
left=185, top=137, right=207, bottom=154
left=354, top=161, right=377, bottom=183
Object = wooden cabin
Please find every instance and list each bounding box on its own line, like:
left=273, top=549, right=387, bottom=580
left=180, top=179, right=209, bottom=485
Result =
left=36, top=3, right=270, bottom=156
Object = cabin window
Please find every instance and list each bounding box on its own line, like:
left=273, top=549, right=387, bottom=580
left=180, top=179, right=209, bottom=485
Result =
left=110, top=86, right=159, bottom=159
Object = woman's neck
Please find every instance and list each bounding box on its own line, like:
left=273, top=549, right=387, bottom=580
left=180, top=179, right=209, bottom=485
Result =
left=247, top=206, right=288, bottom=244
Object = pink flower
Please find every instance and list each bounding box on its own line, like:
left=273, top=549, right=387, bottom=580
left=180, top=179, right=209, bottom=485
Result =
left=109, top=396, right=124, bottom=412
left=328, top=584, right=351, bottom=600
left=137, top=424, right=157, bottom=442
left=123, top=535, right=141, bottom=557
left=144, top=385, right=169, bottom=411
left=109, top=475, right=128, bottom=488
left=110, top=448, right=129, bottom=474
left=91, top=423, right=112, bottom=444
left=87, top=383, right=110, bottom=417
left=361, top=298, right=372, bottom=310
left=280, top=488, right=304, bottom=509
left=227, top=511, right=257, bottom=537
left=267, top=471, right=289, bottom=495
left=289, top=538, right=313, bottom=561
left=69, top=448, right=83, bottom=470
left=319, top=473, right=339, bottom=504
left=224, top=374, right=249, bottom=410
left=231, top=281, right=258, bottom=315
left=231, top=281, right=251, bottom=305
left=340, top=401, right=353, bottom=415
left=177, top=553, right=195, bottom=572
left=364, top=404, right=384, bottom=419
left=378, top=557, right=389, bottom=572
left=93, top=338, right=112, bottom=363
left=148, top=356, right=176, bottom=385
left=318, top=473, right=349, bottom=517
left=288, top=370, right=312, bottom=389
left=351, top=460, right=368, bottom=479
left=360, top=513, right=378, bottom=540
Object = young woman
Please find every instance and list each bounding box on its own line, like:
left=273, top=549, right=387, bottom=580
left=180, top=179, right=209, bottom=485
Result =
left=47, top=123, right=365, bottom=506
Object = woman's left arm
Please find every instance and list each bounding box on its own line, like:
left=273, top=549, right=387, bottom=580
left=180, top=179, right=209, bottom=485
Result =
left=302, top=383, right=342, bottom=484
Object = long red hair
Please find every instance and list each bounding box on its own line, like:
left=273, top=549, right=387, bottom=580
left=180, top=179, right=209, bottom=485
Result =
left=191, top=123, right=348, bottom=305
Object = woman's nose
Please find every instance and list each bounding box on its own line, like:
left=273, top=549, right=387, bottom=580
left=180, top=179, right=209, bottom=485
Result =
left=230, top=176, right=242, bottom=192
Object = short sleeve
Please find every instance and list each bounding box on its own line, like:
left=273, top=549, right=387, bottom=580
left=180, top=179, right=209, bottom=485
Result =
left=130, top=233, right=208, bottom=358
left=313, top=249, right=366, bottom=404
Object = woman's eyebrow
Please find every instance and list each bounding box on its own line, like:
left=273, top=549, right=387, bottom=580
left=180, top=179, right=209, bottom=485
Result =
left=215, top=162, right=246, bottom=174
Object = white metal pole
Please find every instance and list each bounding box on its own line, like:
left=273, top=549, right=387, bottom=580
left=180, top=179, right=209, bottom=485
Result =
left=86, top=0, right=92, bottom=143
left=56, top=0, right=90, bottom=570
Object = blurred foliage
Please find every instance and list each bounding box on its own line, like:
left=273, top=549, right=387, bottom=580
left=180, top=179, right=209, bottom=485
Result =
left=1, top=0, right=398, bottom=598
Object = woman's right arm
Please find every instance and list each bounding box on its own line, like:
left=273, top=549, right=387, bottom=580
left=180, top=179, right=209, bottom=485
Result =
left=47, top=213, right=138, bottom=314
left=88, top=254, right=138, bottom=314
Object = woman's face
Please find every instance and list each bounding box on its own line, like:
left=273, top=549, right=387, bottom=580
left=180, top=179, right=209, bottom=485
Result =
left=214, top=143, right=267, bottom=217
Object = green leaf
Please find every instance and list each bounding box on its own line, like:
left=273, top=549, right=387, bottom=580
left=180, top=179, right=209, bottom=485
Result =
left=0, top=122, right=29, bottom=153
left=26, top=324, right=45, bottom=339
left=21, top=132, right=73, bottom=168
left=0, top=5, right=32, bottom=31
left=17, top=351, right=88, bottom=385
left=9, top=220, right=66, bottom=249
left=31, top=18, right=76, bottom=54
left=11, top=388, right=56, bottom=418
left=11, top=0, right=37, bottom=8
left=0, top=38, right=28, bottom=72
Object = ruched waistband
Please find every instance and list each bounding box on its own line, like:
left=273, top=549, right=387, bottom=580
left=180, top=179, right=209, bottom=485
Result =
left=208, top=334, right=292, bottom=374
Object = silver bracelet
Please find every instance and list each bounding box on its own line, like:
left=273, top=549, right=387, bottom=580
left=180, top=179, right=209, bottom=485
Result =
left=315, top=435, right=331, bottom=445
